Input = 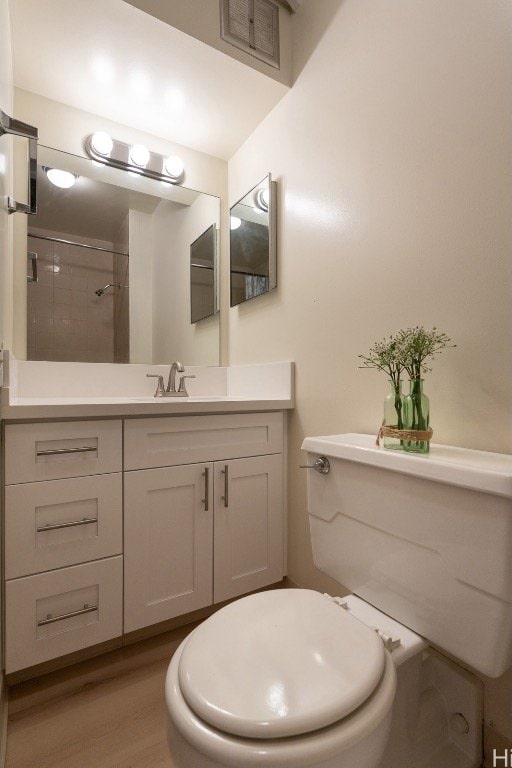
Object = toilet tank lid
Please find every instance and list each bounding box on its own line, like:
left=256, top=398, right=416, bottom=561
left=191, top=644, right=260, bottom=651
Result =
left=177, top=589, right=386, bottom=739
left=301, top=433, right=512, bottom=499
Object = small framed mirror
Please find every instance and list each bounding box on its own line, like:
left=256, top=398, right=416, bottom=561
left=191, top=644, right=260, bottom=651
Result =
left=190, top=223, right=218, bottom=323
left=230, top=174, right=277, bottom=307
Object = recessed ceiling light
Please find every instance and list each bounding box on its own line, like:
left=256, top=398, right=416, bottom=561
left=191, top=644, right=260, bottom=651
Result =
left=230, top=216, right=242, bottom=230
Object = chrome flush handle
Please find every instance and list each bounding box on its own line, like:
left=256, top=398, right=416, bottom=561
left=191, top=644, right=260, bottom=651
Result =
left=299, top=456, right=330, bottom=474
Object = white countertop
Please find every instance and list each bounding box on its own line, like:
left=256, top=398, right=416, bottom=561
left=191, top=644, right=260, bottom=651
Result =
left=0, top=358, right=295, bottom=420
left=1, top=395, right=293, bottom=419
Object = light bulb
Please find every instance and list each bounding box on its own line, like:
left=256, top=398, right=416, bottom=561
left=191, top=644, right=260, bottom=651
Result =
left=230, top=216, right=242, bottom=230
left=129, top=144, right=150, bottom=168
left=45, top=168, right=77, bottom=189
left=90, top=131, right=113, bottom=157
left=163, top=155, right=184, bottom=180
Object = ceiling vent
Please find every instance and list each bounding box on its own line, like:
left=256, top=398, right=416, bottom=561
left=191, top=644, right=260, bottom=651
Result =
left=220, top=0, right=280, bottom=69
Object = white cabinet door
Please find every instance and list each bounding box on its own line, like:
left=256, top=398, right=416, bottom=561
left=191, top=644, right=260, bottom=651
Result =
left=214, top=454, right=284, bottom=603
left=124, top=464, right=213, bottom=633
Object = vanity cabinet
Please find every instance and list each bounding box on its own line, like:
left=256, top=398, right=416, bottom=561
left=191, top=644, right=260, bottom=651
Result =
left=3, top=411, right=286, bottom=674
left=123, top=413, right=285, bottom=633
left=3, top=420, right=123, bottom=675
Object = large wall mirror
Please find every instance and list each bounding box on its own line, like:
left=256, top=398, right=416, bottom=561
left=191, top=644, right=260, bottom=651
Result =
left=230, top=174, right=276, bottom=307
left=24, top=146, right=220, bottom=365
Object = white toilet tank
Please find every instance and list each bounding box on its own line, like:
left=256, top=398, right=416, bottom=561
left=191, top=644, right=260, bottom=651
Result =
left=301, top=433, right=512, bottom=678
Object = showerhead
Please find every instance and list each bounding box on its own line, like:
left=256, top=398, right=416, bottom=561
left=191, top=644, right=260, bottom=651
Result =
left=94, top=283, right=127, bottom=297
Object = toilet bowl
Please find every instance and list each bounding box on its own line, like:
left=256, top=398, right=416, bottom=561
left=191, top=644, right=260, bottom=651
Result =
left=165, top=589, right=402, bottom=768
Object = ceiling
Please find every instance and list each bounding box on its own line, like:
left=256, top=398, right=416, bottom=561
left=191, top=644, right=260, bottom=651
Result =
left=9, top=0, right=290, bottom=160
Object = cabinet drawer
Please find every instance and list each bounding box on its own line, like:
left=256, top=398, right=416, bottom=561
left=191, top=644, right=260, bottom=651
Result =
left=5, top=556, right=123, bottom=674
left=124, top=412, right=283, bottom=470
left=5, top=474, right=122, bottom=579
left=5, top=420, right=122, bottom=484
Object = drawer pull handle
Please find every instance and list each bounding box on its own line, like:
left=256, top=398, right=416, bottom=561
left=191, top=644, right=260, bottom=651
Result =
left=36, top=517, right=98, bottom=533
left=202, top=467, right=209, bottom=511
left=36, top=446, right=97, bottom=457
left=38, top=603, right=98, bottom=627
left=221, top=464, right=229, bottom=508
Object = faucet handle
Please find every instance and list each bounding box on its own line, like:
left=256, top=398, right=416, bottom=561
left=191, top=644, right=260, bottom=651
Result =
left=177, top=374, right=196, bottom=396
left=147, top=373, right=165, bottom=397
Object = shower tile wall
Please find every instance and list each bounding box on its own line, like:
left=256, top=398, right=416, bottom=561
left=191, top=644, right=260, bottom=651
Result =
left=27, top=232, right=117, bottom=362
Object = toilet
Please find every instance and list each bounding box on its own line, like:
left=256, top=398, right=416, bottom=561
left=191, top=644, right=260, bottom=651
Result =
left=166, top=433, right=512, bottom=768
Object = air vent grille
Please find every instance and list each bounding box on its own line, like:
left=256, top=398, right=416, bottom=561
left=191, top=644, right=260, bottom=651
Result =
left=220, top=0, right=280, bottom=69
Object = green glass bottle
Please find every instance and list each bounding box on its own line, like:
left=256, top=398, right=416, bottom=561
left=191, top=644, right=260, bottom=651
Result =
left=383, top=379, right=404, bottom=450
left=403, top=379, right=430, bottom=454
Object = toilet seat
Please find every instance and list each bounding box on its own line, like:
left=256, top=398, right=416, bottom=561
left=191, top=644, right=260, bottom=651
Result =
left=166, top=589, right=397, bottom=768
left=178, top=589, right=386, bottom=739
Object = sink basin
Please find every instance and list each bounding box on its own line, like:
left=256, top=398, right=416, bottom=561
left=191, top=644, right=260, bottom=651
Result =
left=130, top=395, right=228, bottom=402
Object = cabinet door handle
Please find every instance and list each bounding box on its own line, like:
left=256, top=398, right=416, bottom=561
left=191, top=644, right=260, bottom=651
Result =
left=221, top=464, right=229, bottom=508
left=37, top=603, right=98, bottom=627
left=36, top=517, right=98, bottom=533
left=202, top=467, right=209, bottom=511
left=36, top=446, right=97, bottom=457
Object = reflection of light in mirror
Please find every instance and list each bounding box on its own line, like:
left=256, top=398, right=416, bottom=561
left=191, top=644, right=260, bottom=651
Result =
left=255, top=188, right=269, bottom=212
left=230, top=216, right=242, bottom=230
left=267, top=683, right=288, bottom=718
left=45, top=168, right=77, bottom=189
left=313, top=651, right=325, bottom=666
left=129, top=144, right=150, bottom=168
left=90, top=131, right=113, bottom=157
left=91, top=56, right=115, bottom=86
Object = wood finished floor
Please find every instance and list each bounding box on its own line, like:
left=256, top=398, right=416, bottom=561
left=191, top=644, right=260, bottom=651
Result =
left=4, top=626, right=194, bottom=768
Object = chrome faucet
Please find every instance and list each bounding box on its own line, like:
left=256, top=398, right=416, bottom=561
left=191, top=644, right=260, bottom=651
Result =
left=167, top=361, right=184, bottom=393
left=147, top=361, right=196, bottom=397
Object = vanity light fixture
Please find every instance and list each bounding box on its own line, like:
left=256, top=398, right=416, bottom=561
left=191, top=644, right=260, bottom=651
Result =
left=85, top=133, right=185, bottom=184
left=129, top=143, right=150, bottom=168
left=163, top=155, right=184, bottom=182
left=44, top=167, right=78, bottom=189
left=90, top=131, right=113, bottom=157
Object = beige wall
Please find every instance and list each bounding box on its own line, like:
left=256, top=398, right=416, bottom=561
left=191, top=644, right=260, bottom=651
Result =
left=228, top=0, right=512, bottom=743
